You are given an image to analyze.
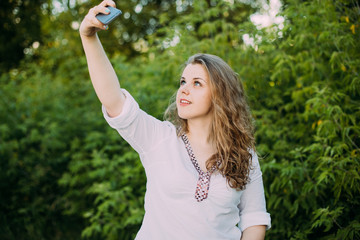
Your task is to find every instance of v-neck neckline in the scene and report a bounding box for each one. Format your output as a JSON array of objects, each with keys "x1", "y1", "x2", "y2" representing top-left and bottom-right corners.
[
  {"x1": 181, "y1": 133, "x2": 217, "y2": 175},
  {"x1": 181, "y1": 133, "x2": 219, "y2": 202}
]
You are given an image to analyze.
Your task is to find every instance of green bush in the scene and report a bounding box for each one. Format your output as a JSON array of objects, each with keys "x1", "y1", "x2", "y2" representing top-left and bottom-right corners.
[{"x1": 0, "y1": 0, "x2": 359, "y2": 239}]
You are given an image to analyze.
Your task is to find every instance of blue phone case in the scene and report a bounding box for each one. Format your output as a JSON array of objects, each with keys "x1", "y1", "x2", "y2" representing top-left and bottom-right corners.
[{"x1": 96, "y1": 6, "x2": 122, "y2": 25}]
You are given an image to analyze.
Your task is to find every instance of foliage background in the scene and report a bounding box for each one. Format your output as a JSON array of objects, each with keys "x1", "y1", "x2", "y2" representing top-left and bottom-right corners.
[{"x1": 0, "y1": 0, "x2": 359, "y2": 239}]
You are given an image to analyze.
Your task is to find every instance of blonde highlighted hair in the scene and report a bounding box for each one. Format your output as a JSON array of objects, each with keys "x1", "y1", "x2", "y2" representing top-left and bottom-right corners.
[{"x1": 165, "y1": 53, "x2": 255, "y2": 190}]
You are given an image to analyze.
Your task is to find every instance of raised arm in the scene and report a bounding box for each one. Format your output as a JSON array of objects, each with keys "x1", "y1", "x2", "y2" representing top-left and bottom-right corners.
[{"x1": 79, "y1": 0, "x2": 125, "y2": 117}]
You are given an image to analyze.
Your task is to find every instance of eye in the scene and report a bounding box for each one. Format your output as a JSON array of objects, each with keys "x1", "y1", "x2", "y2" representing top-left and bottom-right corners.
[
  {"x1": 180, "y1": 79, "x2": 186, "y2": 86},
  {"x1": 194, "y1": 81, "x2": 201, "y2": 87}
]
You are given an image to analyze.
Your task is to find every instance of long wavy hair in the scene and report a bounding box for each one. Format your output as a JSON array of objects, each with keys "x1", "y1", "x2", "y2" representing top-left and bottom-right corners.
[{"x1": 164, "y1": 53, "x2": 255, "y2": 190}]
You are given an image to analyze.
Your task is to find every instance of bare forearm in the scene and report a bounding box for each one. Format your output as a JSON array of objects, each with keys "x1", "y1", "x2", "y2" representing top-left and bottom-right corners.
[
  {"x1": 81, "y1": 34, "x2": 124, "y2": 117},
  {"x1": 241, "y1": 225, "x2": 266, "y2": 240}
]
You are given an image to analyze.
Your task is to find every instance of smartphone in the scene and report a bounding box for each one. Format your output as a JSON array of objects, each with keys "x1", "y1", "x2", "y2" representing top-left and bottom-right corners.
[{"x1": 96, "y1": 6, "x2": 122, "y2": 25}]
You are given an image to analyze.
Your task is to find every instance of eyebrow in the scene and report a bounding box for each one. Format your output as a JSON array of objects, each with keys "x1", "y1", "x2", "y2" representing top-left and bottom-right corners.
[{"x1": 180, "y1": 76, "x2": 207, "y2": 82}]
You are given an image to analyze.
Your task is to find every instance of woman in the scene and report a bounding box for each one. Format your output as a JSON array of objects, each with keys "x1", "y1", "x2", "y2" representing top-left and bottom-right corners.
[{"x1": 79, "y1": 1, "x2": 271, "y2": 239}]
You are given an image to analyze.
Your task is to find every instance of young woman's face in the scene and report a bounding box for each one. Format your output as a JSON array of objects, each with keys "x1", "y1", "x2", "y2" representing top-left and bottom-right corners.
[{"x1": 176, "y1": 63, "x2": 212, "y2": 121}]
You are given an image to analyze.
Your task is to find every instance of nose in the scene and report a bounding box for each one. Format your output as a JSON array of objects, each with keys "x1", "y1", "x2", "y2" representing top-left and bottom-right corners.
[{"x1": 181, "y1": 84, "x2": 190, "y2": 95}]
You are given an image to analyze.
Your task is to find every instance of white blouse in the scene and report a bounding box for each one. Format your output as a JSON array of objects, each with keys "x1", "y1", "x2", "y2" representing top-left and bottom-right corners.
[{"x1": 102, "y1": 89, "x2": 271, "y2": 240}]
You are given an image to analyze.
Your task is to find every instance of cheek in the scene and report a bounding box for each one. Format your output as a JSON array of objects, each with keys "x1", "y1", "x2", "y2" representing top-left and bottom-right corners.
[
  {"x1": 203, "y1": 92, "x2": 212, "y2": 108},
  {"x1": 175, "y1": 90, "x2": 182, "y2": 108},
  {"x1": 175, "y1": 89, "x2": 180, "y2": 102}
]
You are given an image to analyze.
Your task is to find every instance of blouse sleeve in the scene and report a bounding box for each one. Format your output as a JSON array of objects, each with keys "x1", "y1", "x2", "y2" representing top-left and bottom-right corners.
[
  {"x1": 102, "y1": 89, "x2": 175, "y2": 162},
  {"x1": 237, "y1": 151, "x2": 271, "y2": 232}
]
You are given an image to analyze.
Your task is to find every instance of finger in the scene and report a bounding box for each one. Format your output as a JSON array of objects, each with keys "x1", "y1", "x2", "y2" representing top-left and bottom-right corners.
[
  {"x1": 89, "y1": 5, "x2": 110, "y2": 17},
  {"x1": 89, "y1": 16, "x2": 109, "y2": 30},
  {"x1": 84, "y1": 9, "x2": 106, "y2": 30},
  {"x1": 100, "y1": 0, "x2": 116, "y2": 8},
  {"x1": 88, "y1": 5, "x2": 111, "y2": 29}
]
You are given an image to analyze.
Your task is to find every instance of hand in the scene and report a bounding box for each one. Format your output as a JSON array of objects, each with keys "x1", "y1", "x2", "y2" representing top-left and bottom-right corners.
[{"x1": 79, "y1": 0, "x2": 116, "y2": 37}]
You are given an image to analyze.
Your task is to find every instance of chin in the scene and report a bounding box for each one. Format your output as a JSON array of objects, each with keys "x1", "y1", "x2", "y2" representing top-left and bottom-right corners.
[{"x1": 177, "y1": 112, "x2": 189, "y2": 120}]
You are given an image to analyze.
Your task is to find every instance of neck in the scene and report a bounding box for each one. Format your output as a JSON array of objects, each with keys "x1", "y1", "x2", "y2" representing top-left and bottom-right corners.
[{"x1": 186, "y1": 118, "x2": 212, "y2": 146}]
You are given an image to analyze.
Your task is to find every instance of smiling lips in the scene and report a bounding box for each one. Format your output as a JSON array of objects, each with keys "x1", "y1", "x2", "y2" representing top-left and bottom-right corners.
[{"x1": 180, "y1": 99, "x2": 191, "y2": 106}]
